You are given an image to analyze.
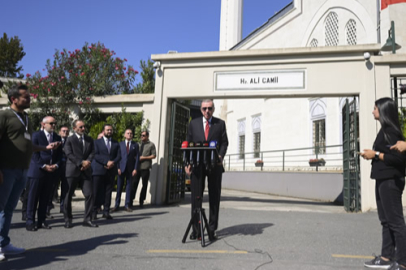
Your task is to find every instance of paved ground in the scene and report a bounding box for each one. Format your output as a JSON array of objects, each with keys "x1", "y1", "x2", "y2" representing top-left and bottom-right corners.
[{"x1": 2, "y1": 189, "x2": 385, "y2": 270}]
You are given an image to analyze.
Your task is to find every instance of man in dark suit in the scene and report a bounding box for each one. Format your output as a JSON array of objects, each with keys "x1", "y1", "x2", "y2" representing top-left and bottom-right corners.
[
  {"x1": 26, "y1": 116, "x2": 62, "y2": 231},
  {"x1": 185, "y1": 99, "x2": 228, "y2": 241},
  {"x1": 91, "y1": 124, "x2": 121, "y2": 220},
  {"x1": 64, "y1": 120, "x2": 96, "y2": 228},
  {"x1": 56, "y1": 126, "x2": 70, "y2": 214},
  {"x1": 111, "y1": 129, "x2": 139, "y2": 212}
]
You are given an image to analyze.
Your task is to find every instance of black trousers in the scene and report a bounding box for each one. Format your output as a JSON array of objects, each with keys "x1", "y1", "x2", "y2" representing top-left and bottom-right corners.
[
  {"x1": 190, "y1": 164, "x2": 222, "y2": 232},
  {"x1": 64, "y1": 173, "x2": 93, "y2": 222},
  {"x1": 376, "y1": 178, "x2": 406, "y2": 265},
  {"x1": 26, "y1": 173, "x2": 54, "y2": 225},
  {"x1": 21, "y1": 180, "x2": 31, "y2": 215},
  {"x1": 131, "y1": 169, "x2": 150, "y2": 205},
  {"x1": 93, "y1": 172, "x2": 115, "y2": 214}
]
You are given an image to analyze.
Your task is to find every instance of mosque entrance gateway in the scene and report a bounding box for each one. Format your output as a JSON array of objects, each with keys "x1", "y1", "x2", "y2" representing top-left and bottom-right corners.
[{"x1": 149, "y1": 45, "x2": 406, "y2": 212}]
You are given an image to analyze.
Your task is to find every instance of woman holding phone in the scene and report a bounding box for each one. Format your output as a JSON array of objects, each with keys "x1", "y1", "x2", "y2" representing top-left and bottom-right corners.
[{"x1": 361, "y1": 97, "x2": 406, "y2": 270}]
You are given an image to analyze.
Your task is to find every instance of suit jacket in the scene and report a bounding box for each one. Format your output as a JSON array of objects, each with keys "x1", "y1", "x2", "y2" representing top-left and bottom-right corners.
[
  {"x1": 92, "y1": 137, "x2": 121, "y2": 176},
  {"x1": 27, "y1": 130, "x2": 62, "y2": 178},
  {"x1": 187, "y1": 116, "x2": 228, "y2": 159},
  {"x1": 119, "y1": 140, "x2": 140, "y2": 173},
  {"x1": 64, "y1": 133, "x2": 95, "y2": 178},
  {"x1": 370, "y1": 127, "x2": 406, "y2": 180}
]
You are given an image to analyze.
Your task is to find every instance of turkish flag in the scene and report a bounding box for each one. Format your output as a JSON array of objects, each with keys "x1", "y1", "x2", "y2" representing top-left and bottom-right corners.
[{"x1": 381, "y1": 0, "x2": 406, "y2": 10}]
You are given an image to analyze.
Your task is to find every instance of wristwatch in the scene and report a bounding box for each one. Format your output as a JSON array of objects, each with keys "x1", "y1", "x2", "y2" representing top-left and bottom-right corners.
[{"x1": 375, "y1": 151, "x2": 380, "y2": 160}]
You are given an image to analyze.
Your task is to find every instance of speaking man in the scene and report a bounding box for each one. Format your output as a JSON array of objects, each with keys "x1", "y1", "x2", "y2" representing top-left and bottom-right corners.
[{"x1": 185, "y1": 99, "x2": 228, "y2": 241}]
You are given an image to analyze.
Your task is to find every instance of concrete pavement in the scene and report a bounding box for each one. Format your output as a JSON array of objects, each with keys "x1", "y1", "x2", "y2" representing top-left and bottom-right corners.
[{"x1": 2, "y1": 189, "x2": 384, "y2": 270}]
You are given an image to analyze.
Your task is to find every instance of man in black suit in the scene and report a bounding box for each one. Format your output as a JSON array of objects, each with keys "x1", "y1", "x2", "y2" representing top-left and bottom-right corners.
[
  {"x1": 185, "y1": 99, "x2": 228, "y2": 241},
  {"x1": 63, "y1": 120, "x2": 96, "y2": 228},
  {"x1": 56, "y1": 126, "x2": 70, "y2": 213},
  {"x1": 111, "y1": 129, "x2": 139, "y2": 212},
  {"x1": 26, "y1": 116, "x2": 62, "y2": 231},
  {"x1": 91, "y1": 124, "x2": 121, "y2": 220}
]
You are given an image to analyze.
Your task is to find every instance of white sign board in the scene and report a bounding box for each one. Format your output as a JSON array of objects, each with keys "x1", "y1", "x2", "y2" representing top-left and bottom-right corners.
[{"x1": 215, "y1": 70, "x2": 306, "y2": 91}]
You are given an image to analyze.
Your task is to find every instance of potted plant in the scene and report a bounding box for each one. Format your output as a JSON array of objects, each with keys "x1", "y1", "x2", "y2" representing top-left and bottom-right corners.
[
  {"x1": 309, "y1": 158, "x2": 326, "y2": 166},
  {"x1": 255, "y1": 159, "x2": 264, "y2": 167}
]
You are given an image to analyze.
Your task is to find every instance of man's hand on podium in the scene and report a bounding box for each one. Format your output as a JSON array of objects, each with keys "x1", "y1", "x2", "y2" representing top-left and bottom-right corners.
[{"x1": 185, "y1": 165, "x2": 191, "y2": 176}]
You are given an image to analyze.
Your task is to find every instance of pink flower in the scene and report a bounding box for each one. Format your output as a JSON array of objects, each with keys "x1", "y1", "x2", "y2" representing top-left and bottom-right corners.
[
  {"x1": 123, "y1": 67, "x2": 126, "y2": 70},
  {"x1": 75, "y1": 49, "x2": 80, "y2": 52},
  {"x1": 88, "y1": 46, "x2": 92, "y2": 49},
  {"x1": 61, "y1": 76, "x2": 65, "y2": 79},
  {"x1": 79, "y1": 101, "x2": 83, "y2": 105},
  {"x1": 124, "y1": 58, "x2": 127, "y2": 62},
  {"x1": 81, "y1": 72, "x2": 85, "y2": 76},
  {"x1": 115, "y1": 67, "x2": 119, "y2": 70},
  {"x1": 26, "y1": 73, "x2": 31, "y2": 78},
  {"x1": 86, "y1": 97, "x2": 90, "y2": 101},
  {"x1": 61, "y1": 52, "x2": 64, "y2": 55},
  {"x1": 48, "y1": 89, "x2": 50, "y2": 92}
]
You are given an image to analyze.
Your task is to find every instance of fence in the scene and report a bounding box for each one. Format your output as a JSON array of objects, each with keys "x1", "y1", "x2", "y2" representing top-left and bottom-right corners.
[{"x1": 224, "y1": 144, "x2": 343, "y2": 172}]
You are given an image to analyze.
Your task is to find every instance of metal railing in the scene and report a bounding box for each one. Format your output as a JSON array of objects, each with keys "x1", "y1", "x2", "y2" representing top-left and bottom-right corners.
[{"x1": 224, "y1": 144, "x2": 343, "y2": 172}]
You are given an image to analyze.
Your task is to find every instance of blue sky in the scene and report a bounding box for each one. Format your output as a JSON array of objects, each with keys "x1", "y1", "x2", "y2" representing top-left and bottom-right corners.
[{"x1": 1, "y1": 0, "x2": 291, "y2": 83}]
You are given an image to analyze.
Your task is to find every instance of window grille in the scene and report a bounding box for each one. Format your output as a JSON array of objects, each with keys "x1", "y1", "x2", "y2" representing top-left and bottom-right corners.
[
  {"x1": 313, "y1": 119, "x2": 326, "y2": 154},
  {"x1": 239, "y1": 135, "x2": 245, "y2": 159},
  {"x1": 310, "y1": 39, "x2": 318, "y2": 47},
  {"x1": 253, "y1": 132, "x2": 261, "y2": 158},
  {"x1": 346, "y1": 19, "x2": 357, "y2": 45},
  {"x1": 325, "y1": 12, "x2": 339, "y2": 46}
]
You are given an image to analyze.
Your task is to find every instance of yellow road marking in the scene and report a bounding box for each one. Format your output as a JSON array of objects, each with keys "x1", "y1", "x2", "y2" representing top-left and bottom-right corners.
[
  {"x1": 147, "y1": 250, "x2": 247, "y2": 254},
  {"x1": 332, "y1": 254, "x2": 374, "y2": 259}
]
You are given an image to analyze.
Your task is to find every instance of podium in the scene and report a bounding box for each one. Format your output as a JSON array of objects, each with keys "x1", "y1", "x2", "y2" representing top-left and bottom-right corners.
[{"x1": 180, "y1": 146, "x2": 220, "y2": 247}]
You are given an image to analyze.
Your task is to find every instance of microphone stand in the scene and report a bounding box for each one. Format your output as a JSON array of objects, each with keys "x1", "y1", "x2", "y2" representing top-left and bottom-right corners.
[{"x1": 181, "y1": 146, "x2": 218, "y2": 247}]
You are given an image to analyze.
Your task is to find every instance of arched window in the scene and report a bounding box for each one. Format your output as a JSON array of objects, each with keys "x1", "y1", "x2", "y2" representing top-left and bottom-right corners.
[
  {"x1": 325, "y1": 12, "x2": 339, "y2": 46},
  {"x1": 310, "y1": 39, "x2": 318, "y2": 47},
  {"x1": 346, "y1": 19, "x2": 357, "y2": 45}
]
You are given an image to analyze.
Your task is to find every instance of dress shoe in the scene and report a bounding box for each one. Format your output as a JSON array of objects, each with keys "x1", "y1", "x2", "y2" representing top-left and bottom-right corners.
[
  {"x1": 110, "y1": 207, "x2": 118, "y2": 213},
  {"x1": 37, "y1": 222, "x2": 52, "y2": 229},
  {"x1": 26, "y1": 224, "x2": 37, "y2": 231},
  {"x1": 208, "y1": 230, "x2": 218, "y2": 241},
  {"x1": 64, "y1": 220, "x2": 73, "y2": 229},
  {"x1": 21, "y1": 212, "x2": 27, "y2": 221},
  {"x1": 83, "y1": 221, "x2": 98, "y2": 228},
  {"x1": 189, "y1": 232, "x2": 201, "y2": 240},
  {"x1": 102, "y1": 214, "x2": 113, "y2": 220},
  {"x1": 125, "y1": 207, "x2": 133, "y2": 212}
]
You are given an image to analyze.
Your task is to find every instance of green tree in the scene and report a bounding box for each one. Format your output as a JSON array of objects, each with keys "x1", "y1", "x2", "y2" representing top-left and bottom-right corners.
[
  {"x1": 26, "y1": 42, "x2": 138, "y2": 129},
  {"x1": 88, "y1": 106, "x2": 148, "y2": 142},
  {"x1": 133, "y1": 59, "x2": 155, "y2": 93},
  {"x1": 0, "y1": 33, "x2": 26, "y2": 78}
]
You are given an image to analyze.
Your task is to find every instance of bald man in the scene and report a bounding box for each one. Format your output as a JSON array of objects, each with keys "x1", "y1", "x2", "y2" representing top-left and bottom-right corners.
[{"x1": 25, "y1": 116, "x2": 62, "y2": 231}]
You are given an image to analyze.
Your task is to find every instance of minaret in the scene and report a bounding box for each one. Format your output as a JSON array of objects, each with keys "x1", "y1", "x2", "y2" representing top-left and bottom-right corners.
[{"x1": 219, "y1": 0, "x2": 243, "y2": 51}]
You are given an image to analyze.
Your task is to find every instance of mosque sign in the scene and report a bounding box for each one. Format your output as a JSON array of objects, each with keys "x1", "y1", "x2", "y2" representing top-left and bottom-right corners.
[{"x1": 215, "y1": 69, "x2": 306, "y2": 91}]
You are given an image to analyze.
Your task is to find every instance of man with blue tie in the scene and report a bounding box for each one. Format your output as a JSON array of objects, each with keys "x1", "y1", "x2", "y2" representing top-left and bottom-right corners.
[
  {"x1": 26, "y1": 116, "x2": 62, "y2": 231},
  {"x1": 111, "y1": 129, "x2": 139, "y2": 212},
  {"x1": 91, "y1": 124, "x2": 121, "y2": 220}
]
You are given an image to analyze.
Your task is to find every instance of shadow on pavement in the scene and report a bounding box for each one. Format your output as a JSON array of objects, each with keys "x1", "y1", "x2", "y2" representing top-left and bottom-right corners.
[
  {"x1": 2, "y1": 233, "x2": 137, "y2": 270},
  {"x1": 220, "y1": 196, "x2": 341, "y2": 206},
  {"x1": 217, "y1": 223, "x2": 274, "y2": 238}
]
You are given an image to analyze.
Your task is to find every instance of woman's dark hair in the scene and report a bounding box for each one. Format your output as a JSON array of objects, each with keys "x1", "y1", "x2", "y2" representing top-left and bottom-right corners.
[{"x1": 375, "y1": 97, "x2": 404, "y2": 143}]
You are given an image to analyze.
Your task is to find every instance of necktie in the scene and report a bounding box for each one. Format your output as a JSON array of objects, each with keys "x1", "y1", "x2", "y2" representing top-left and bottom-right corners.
[
  {"x1": 78, "y1": 136, "x2": 84, "y2": 153},
  {"x1": 205, "y1": 121, "x2": 210, "y2": 140},
  {"x1": 47, "y1": 133, "x2": 53, "y2": 143},
  {"x1": 126, "y1": 141, "x2": 130, "y2": 154},
  {"x1": 106, "y1": 139, "x2": 111, "y2": 153}
]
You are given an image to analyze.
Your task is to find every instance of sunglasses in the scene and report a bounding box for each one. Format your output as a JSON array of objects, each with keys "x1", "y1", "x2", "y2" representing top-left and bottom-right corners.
[
  {"x1": 141, "y1": 134, "x2": 147, "y2": 137},
  {"x1": 78, "y1": 126, "x2": 85, "y2": 129},
  {"x1": 48, "y1": 122, "x2": 57, "y2": 125},
  {"x1": 202, "y1": 107, "x2": 213, "y2": 111}
]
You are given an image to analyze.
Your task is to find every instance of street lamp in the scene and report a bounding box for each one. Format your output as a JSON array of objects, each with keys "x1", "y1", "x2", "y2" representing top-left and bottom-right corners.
[{"x1": 381, "y1": 21, "x2": 402, "y2": 54}]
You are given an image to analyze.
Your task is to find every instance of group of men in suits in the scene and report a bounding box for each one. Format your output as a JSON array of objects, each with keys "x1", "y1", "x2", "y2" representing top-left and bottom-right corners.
[{"x1": 23, "y1": 119, "x2": 156, "y2": 230}]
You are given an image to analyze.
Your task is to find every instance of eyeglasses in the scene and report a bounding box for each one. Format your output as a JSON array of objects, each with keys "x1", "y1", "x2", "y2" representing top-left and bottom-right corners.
[
  {"x1": 48, "y1": 122, "x2": 57, "y2": 125},
  {"x1": 78, "y1": 126, "x2": 85, "y2": 129},
  {"x1": 202, "y1": 107, "x2": 213, "y2": 111},
  {"x1": 61, "y1": 130, "x2": 69, "y2": 132},
  {"x1": 141, "y1": 134, "x2": 147, "y2": 137}
]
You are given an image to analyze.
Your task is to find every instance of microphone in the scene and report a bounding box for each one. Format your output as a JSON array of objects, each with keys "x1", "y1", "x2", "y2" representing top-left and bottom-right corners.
[
  {"x1": 202, "y1": 141, "x2": 209, "y2": 168},
  {"x1": 181, "y1": 141, "x2": 189, "y2": 165},
  {"x1": 209, "y1": 141, "x2": 218, "y2": 168},
  {"x1": 195, "y1": 142, "x2": 202, "y2": 167},
  {"x1": 189, "y1": 142, "x2": 195, "y2": 167}
]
